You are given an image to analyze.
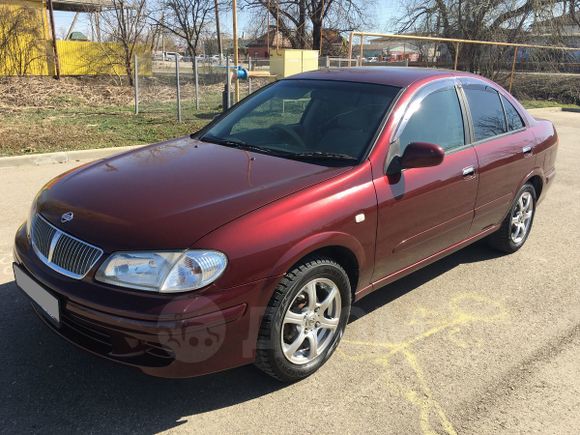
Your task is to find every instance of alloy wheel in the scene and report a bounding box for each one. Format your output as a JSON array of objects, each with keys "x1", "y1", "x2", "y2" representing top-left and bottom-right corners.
[
  {"x1": 281, "y1": 278, "x2": 342, "y2": 365},
  {"x1": 510, "y1": 191, "x2": 534, "y2": 244}
]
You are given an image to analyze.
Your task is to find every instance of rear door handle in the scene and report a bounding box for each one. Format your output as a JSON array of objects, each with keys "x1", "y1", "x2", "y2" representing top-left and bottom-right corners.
[
  {"x1": 462, "y1": 166, "x2": 475, "y2": 177},
  {"x1": 522, "y1": 145, "x2": 533, "y2": 155}
]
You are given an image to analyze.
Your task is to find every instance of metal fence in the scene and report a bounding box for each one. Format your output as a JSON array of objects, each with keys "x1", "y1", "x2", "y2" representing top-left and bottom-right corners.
[
  {"x1": 133, "y1": 55, "x2": 277, "y2": 122},
  {"x1": 347, "y1": 32, "x2": 580, "y2": 93},
  {"x1": 129, "y1": 36, "x2": 579, "y2": 124}
]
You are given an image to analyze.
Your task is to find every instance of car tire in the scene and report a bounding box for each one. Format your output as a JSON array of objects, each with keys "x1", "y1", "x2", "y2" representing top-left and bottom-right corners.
[
  {"x1": 487, "y1": 183, "x2": 537, "y2": 253},
  {"x1": 255, "y1": 257, "x2": 352, "y2": 382}
]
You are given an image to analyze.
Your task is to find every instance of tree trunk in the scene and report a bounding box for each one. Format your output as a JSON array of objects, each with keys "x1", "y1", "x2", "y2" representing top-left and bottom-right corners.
[
  {"x1": 312, "y1": 21, "x2": 321, "y2": 51},
  {"x1": 125, "y1": 48, "x2": 134, "y2": 86}
]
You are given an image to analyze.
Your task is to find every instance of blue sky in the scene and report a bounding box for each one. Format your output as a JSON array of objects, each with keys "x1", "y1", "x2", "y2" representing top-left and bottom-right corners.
[{"x1": 53, "y1": 1, "x2": 400, "y2": 40}]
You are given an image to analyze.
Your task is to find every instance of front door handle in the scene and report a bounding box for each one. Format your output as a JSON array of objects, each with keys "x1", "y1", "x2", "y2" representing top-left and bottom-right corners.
[
  {"x1": 462, "y1": 166, "x2": 475, "y2": 177},
  {"x1": 522, "y1": 145, "x2": 533, "y2": 155}
]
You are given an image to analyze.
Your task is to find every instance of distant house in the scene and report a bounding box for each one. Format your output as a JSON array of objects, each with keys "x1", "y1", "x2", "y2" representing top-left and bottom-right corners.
[
  {"x1": 533, "y1": 14, "x2": 580, "y2": 40},
  {"x1": 245, "y1": 26, "x2": 292, "y2": 59},
  {"x1": 366, "y1": 37, "x2": 433, "y2": 62},
  {"x1": 320, "y1": 28, "x2": 346, "y2": 55}
]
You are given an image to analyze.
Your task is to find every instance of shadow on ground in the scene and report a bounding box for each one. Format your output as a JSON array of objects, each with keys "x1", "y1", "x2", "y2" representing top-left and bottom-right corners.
[
  {"x1": 0, "y1": 240, "x2": 502, "y2": 433},
  {"x1": 350, "y1": 239, "x2": 504, "y2": 323}
]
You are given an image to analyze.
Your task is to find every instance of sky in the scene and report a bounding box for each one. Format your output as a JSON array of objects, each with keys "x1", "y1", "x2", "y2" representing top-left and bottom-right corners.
[{"x1": 53, "y1": 1, "x2": 401, "y2": 41}]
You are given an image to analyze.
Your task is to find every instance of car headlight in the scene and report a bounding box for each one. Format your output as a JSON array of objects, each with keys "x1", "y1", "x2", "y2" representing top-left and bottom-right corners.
[{"x1": 95, "y1": 250, "x2": 228, "y2": 293}]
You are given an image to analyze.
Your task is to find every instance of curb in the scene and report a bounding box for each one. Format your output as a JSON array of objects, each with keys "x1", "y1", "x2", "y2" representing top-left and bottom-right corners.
[
  {"x1": 0, "y1": 144, "x2": 144, "y2": 168},
  {"x1": 526, "y1": 107, "x2": 563, "y2": 113}
]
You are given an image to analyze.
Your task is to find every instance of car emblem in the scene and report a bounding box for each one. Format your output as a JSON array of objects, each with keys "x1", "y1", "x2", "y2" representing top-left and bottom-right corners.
[{"x1": 61, "y1": 212, "x2": 74, "y2": 223}]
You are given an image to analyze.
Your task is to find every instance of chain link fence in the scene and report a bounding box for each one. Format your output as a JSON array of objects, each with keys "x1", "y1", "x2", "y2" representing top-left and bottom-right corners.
[
  {"x1": 133, "y1": 55, "x2": 276, "y2": 123},
  {"x1": 130, "y1": 39, "x2": 579, "y2": 126},
  {"x1": 348, "y1": 32, "x2": 580, "y2": 105}
]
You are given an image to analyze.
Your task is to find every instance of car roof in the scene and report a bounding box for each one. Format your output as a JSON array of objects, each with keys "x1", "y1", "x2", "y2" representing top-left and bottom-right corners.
[{"x1": 288, "y1": 67, "x2": 481, "y2": 88}]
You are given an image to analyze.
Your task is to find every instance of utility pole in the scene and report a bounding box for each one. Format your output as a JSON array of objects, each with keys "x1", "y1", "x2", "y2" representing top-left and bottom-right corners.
[
  {"x1": 233, "y1": 0, "x2": 239, "y2": 103},
  {"x1": 46, "y1": 0, "x2": 61, "y2": 79},
  {"x1": 214, "y1": 0, "x2": 223, "y2": 61},
  {"x1": 266, "y1": 0, "x2": 270, "y2": 58},
  {"x1": 319, "y1": 0, "x2": 324, "y2": 54}
]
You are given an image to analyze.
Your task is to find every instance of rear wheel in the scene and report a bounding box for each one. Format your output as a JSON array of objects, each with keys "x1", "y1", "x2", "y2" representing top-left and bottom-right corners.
[
  {"x1": 255, "y1": 257, "x2": 351, "y2": 382},
  {"x1": 487, "y1": 183, "x2": 536, "y2": 253}
]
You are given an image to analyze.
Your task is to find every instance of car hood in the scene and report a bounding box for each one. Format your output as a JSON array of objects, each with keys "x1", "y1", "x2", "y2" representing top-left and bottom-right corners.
[{"x1": 36, "y1": 137, "x2": 348, "y2": 252}]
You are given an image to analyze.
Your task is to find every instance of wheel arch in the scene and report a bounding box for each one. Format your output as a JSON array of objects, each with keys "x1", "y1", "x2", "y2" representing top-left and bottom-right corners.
[
  {"x1": 517, "y1": 167, "x2": 545, "y2": 202},
  {"x1": 269, "y1": 232, "x2": 367, "y2": 296},
  {"x1": 527, "y1": 174, "x2": 543, "y2": 199}
]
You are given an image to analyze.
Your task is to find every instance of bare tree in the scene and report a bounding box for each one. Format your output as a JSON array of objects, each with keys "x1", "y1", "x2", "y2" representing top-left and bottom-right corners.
[
  {"x1": 395, "y1": 0, "x2": 574, "y2": 75},
  {"x1": 0, "y1": 6, "x2": 46, "y2": 76},
  {"x1": 100, "y1": 0, "x2": 151, "y2": 85},
  {"x1": 242, "y1": 0, "x2": 373, "y2": 51},
  {"x1": 152, "y1": 0, "x2": 218, "y2": 73}
]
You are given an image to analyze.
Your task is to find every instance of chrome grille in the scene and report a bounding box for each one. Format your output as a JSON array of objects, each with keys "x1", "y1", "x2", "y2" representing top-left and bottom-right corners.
[{"x1": 31, "y1": 214, "x2": 103, "y2": 279}]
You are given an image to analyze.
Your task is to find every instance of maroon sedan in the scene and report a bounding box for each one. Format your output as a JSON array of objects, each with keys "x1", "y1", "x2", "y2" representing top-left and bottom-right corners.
[{"x1": 13, "y1": 68, "x2": 557, "y2": 381}]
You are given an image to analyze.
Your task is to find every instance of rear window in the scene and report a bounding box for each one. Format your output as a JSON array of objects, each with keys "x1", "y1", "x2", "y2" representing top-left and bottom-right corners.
[
  {"x1": 501, "y1": 95, "x2": 525, "y2": 131},
  {"x1": 464, "y1": 85, "x2": 507, "y2": 141}
]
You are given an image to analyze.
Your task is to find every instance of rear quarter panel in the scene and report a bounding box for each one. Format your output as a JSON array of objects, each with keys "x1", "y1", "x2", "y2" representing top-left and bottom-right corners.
[{"x1": 530, "y1": 118, "x2": 558, "y2": 173}]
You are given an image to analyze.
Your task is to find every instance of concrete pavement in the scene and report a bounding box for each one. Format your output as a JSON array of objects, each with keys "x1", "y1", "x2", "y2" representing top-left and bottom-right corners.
[{"x1": 0, "y1": 109, "x2": 578, "y2": 434}]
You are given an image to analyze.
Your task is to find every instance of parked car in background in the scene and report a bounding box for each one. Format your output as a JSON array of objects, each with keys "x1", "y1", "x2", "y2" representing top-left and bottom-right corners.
[
  {"x1": 13, "y1": 68, "x2": 557, "y2": 382},
  {"x1": 163, "y1": 52, "x2": 183, "y2": 61}
]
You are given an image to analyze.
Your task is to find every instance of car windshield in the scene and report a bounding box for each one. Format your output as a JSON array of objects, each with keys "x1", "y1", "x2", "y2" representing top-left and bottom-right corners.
[{"x1": 200, "y1": 79, "x2": 400, "y2": 166}]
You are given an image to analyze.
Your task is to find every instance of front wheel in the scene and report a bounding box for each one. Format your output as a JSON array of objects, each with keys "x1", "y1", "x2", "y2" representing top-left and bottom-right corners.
[
  {"x1": 255, "y1": 257, "x2": 351, "y2": 382},
  {"x1": 487, "y1": 183, "x2": 537, "y2": 253}
]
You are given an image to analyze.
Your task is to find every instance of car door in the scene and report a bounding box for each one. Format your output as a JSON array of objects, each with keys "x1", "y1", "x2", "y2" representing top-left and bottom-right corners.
[
  {"x1": 458, "y1": 79, "x2": 536, "y2": 235},
  {"x1": 372, "y1": 79, "x2": 479, "y2": 282}
]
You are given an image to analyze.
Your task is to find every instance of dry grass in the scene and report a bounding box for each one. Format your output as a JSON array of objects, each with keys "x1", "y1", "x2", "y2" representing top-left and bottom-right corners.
[
  {"x1": 0, "y1": 74, "x2": 576, "y2": 157},
  {"x1": 0, "y1": 76, "x2": 252, "y2": 156}
]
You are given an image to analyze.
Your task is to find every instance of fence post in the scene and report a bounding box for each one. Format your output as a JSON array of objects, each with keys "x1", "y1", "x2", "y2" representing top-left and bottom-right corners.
[
  {"x1": 347, "y1": 32, "x2": 353, "y2": 67},
  {"x1": 175, "y1": 54, "x2": 182, "y2": 122},
  {"x1": 359, "y1": 33, "x2": 364, "y2": 66},
  {"x1": 508, "y1": 47, "x2": 518, "y2": 94},
  {"x1": 194, "y1": 56, "x2": 200, "y2": 111},
  {"x1": 248, "y1": 57, "x2": 252, "y2": 95},
  {"x1": 134, "y1": 54, "x2": 139, "y2": 115},
  {"x1": 454, "y1": 42, "x2": 460, "y2": 70},
  {"x1": 325, "y1": 56, "x2": 330, "y2": 68},
  {"x1": 226, "y1": 56, "x2": 231, "y2": 111}
]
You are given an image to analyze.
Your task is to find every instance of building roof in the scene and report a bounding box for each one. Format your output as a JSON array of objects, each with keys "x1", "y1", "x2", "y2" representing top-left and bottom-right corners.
[
  {"x1": 51, "y1": 0, "x2": 113, "y2": 12},
  {"x1": 288, "y1": 66, "x2": 479, "y2": 88}
]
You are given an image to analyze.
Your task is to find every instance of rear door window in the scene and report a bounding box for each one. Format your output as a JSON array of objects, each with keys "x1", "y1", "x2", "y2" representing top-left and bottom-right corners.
[
  {"x1": 501, "y1": 95, "x2": 525, "y2": 131},
  {"x1": 463, "y1": 85, "x2": 507, "y2": 142}
]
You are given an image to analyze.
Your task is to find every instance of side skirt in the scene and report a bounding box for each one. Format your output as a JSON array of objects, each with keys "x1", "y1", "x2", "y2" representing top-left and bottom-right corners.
[{"x1": 354, "y1": 224, "x2": 500, "y2": 302}]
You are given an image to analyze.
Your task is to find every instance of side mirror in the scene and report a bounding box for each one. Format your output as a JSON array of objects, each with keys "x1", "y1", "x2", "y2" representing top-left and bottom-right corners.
[
  {"x1": 387, "y1": 142, "x2": 444, "y2": 174},
  {"x1": 400, "y1": 142, "x2": 445, "y2": 169}
]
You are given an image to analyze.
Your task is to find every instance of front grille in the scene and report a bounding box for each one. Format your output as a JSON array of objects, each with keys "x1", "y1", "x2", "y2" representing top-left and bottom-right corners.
[{"x1": 31, "y1": 214, "x2": 103, "y2": 279}]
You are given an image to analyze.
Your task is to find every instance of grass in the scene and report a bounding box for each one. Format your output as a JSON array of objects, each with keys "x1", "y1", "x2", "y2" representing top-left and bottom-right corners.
[
  {"x1": 0, "y1": 102, "x2": 221, "y2": 157},
  {"x1": 521, "y1": 100, "x2": 580, "y2": 110},
  {"x1": 1, "y1": 92, "x2": 578, "y2": 157}
]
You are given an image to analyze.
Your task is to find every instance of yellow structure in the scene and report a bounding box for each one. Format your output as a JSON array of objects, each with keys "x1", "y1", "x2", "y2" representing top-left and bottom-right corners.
[
  {"x1": 270, "y1": 49, "x2": 319, "y2": 78},
  {"x1": 0, "y1": 0, "x2": 150, "y2": 77},
  {"x1": 0, "y1": 0, "x2": 51, "y2": 75}
]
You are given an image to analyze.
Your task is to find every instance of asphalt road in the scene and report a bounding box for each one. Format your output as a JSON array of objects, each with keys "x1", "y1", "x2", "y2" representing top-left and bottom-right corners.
[{"x1": 0, "y1": 108, "x2": 578, "y2": 435}]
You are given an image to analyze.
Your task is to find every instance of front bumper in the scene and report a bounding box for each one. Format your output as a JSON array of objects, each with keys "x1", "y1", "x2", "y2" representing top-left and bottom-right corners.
[{"x1": 14, "y1": 225, "x2": 280, "y2": 378}]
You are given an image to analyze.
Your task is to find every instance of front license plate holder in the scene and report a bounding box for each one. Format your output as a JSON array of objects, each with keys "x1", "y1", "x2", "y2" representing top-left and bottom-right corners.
[{"x1": 13, "y1": 264, "x2": 61, "y2": 326}]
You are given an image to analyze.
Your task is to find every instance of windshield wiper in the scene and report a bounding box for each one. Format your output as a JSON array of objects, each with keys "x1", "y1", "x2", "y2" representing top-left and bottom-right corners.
[
  {"x1": 201, "y1": 134, "x2": 273, "y2": 154},
  {"x1": 290, "y1": 151, "x2": 358, "y2": 162}
]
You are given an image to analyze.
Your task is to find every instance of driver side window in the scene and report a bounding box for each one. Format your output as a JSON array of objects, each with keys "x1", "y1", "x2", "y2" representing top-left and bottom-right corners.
[{"x1": 398, "y1": 88, "x2": 465, "y2": 153}]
